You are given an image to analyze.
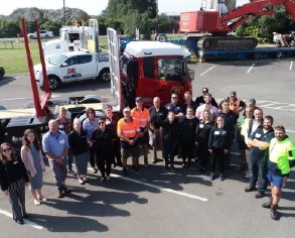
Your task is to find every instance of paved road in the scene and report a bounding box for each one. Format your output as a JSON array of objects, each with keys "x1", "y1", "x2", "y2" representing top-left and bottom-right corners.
[{"x1": 0, "y1": 59, "x2": 294, "y2": 237}]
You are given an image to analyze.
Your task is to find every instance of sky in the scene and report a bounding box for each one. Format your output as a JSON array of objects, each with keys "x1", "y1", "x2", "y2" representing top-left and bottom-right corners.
[{"x1": 0, "y1": 0, "x2": 250, "y2": 16}]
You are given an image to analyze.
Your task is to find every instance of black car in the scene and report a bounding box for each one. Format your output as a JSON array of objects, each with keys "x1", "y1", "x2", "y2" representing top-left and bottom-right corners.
[{"x1": 0, "y1": 65, "x2": 5, "y2": 80}]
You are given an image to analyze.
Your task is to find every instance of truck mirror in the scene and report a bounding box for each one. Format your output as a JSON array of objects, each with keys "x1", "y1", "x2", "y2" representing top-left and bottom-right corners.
[{"x1": 61, "y1": 62, "x2": 68, "y2": 67}]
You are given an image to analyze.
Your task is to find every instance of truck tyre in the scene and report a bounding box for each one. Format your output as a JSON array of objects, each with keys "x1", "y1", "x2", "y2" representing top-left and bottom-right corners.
[
  {"x1": 48, "y1": 76, "x2": 60, "y2": 90},
  {"x1": 99, "y1": 69, "x2": 110, "y2": 82},
  {"x1": 157, "y1": 33, "x2": 168, "y2": 42},
  {"x1": 29, "y1": 35, "x2": 34, "y2": 39},
  {"x1": 45, "y1": 34, "x2": 49, "y2": 38},
  {"x1": 0, "y1": 71, "x2": 4, "y2": 80}
]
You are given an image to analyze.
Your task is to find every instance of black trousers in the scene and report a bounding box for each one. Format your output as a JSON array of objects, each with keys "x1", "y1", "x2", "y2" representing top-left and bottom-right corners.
[
  {"x1": 181, "y1": 140, "x2": 194, "y2": 164},
  {"x1": 113, "y1": 138, "x2": 122, "y2": 164},
  {"x1": 198, "y1": 143, "x2": 210, "y2": 169},
  {"x1": 9, "y1": 179, "x2": 26, "y2": 221},
  {"x1": 211, "y1": 148, "x2": 227, "y2": 174},
  {"x1": 89, "y1": 146, "x2": 96, "y2": 169},
  {"x1": 97, "y1": 156, "x2": 113, "y2": 177}
]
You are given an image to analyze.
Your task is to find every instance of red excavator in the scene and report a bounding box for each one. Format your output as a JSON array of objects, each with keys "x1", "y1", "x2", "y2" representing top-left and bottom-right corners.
[{"x1": 179, "y1": 0, "x2": 295, "y2": 51}]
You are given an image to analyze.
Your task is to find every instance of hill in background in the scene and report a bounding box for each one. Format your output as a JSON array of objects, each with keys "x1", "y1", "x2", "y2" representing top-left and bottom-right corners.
[{"x1": 0, "y1": 7, "x2": 90, "y2": 21}]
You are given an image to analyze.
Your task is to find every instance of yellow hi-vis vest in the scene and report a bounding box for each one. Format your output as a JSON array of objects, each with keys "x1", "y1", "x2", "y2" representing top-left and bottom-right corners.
[{"x1": 269, "y1": 137, "x2": 295, "y2": 175}]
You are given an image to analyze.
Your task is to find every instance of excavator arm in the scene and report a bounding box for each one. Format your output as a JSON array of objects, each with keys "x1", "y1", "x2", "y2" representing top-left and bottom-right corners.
[{"x1": 222, "y1": 0, "x2": 295, "y2": 31}]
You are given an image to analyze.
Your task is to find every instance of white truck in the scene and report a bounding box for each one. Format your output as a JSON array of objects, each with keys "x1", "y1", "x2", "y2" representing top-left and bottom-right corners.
[
  {"x1": 34, "y1": 51, "x2": 110, "y2": 90},
  {"x1": 43, "y1": 19, "x2": 99, "y2": 56}
]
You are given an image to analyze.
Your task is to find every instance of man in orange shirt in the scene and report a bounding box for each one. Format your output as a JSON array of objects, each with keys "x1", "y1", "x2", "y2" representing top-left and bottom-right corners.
[
  {"x1": 131, "y1": 97, "x2": 150, "y2": 167},
  {"x1": 117, "y1": 107, "x2": 141, "y2": 173}
]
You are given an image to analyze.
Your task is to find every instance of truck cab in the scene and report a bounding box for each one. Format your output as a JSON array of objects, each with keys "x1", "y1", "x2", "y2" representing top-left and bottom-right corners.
[{"x1": 120, "y1": 41, "x2": 194, "y2": 107}]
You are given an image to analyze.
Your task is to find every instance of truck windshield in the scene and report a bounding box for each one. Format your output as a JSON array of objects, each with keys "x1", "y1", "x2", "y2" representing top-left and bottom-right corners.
[
  {"x1": 158, "y1": 58, "x2": 183, "y2": 81},
  {"x1": 47, "y1": 54, "x2": 68, "y2": 66}
]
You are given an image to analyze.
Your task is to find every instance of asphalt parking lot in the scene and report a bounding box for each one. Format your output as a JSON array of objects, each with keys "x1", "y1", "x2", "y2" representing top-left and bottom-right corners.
[{"x1": 0, "y1": 59, "x2": 294, "y2": 237}]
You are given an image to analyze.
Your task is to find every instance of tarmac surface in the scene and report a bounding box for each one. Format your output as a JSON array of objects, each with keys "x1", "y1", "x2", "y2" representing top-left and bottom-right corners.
[{"x1": 0, "y1": 59, "x2": 294, "y2": 237}]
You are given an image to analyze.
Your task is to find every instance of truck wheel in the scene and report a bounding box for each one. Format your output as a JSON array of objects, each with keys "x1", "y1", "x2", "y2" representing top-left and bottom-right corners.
[
  {"x1": 157, "y1": 33, "x2": 168, "y2": 42},
  {"x1": 48, "y1": 76, "x2": 60, "y2": 90},
  {"x1": 45, "y1": 35, "x2": 49, "y2": 38},
  {"x1": 29, "y1": 35, "x2": 34, "y2": 39},
  {"x1": 99, "y1": 69, "x2": 110, "y2": 82}
]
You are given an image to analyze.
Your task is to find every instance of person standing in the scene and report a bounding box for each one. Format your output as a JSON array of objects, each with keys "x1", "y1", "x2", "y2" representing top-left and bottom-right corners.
[
  {"x1": 56, "y1": 107, "x2": 75, "y2": 175},
  {"x1": 92, "y1": 117, "x2": 116, "y2": 181},
  {"x1": 68, "y1": 118, "x2": 89, "y2": 185},
  {"x1": 245, "y1": 115, "x2": 275, "y2": 198},
  {"x1": 196, "y1": 93, "x2": 218, "y2": 121},
  {"x1": 83, "y1": 107, "x2": 99, "y2": 173},
  {"x1": 228, "y1": 91, "x2": 246, "y2": 120},
  {"x1": 117, "y1": 107, "x2": 141, "y2": 174},
  {"x1": 105, "y1": 104, "x2": 123, "y2": 167},
  {"x1": 131, "y1": 97, "x2": 150, "y2": 166},
  {"x1": 195, "y1": 87, "x2": 218, "y2": 108},
  {"x1": 195, "y1": 110, "x2": 214, "y2": 173},
  {"x1": 180, "y1": 91, "x2": 197, "y2": 114},
  {"x1": 262, "y1": 125, "x2": 295, "y2": 220},
  {"x1": 165, "y1": 93, "x2": 184, "y2": 119},
  {"x1": 179, "y1": 106, "x2": 199, "y2": 168},
  {"x1": 149, "y1": 97, "x2": 168, "y2": 163},
  {"x1": 21, "y1": 129, "x2": 46, "y2": 206},
  {"x1": 161, "y1": 111, "x2": 180, "y2": 172},
  {"x1": 208, "y1": 115, "x2": 231, "y2": 181},
  {"x1": 42, "y1": 119, "x2": 70, "y2": 198},
  {"x1": 0, "y1": 143, "x2": 29, "y2": 225}
]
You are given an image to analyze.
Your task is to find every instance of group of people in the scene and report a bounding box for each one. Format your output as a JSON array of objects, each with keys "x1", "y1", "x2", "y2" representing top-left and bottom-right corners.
[{"x1": 0, "y1": 87, "x2": 294, "y2": 224}]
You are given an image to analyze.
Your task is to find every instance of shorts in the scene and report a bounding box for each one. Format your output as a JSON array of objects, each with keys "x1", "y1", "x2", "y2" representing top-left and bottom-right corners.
[
  {"x1": 149, "y1": 129, "x2": 162, "y2": 148},
  {"x1": 122, "y1": 144, "x2": 140, "y2": 159},
  {"x1": 267, "y1": 171, "x2": 284, "y2": 189}
]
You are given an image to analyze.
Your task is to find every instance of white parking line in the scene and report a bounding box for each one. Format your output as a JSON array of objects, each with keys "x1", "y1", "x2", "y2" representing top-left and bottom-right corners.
[
  {"x1": 247, "y1": 63, "x2": 255, "y2": 74},
  {"x1": 290, "y1": 61, "x2": 293, "y2": 71},
  {"x1": 200, "y1": 65, "x2": 216, "y2": 77},
  {"x1": 111, "y1": 174, "x2": 208, "y2": 202},
  {"x1": 0, "y1": 208, "x2": 44, "y2": 230}
]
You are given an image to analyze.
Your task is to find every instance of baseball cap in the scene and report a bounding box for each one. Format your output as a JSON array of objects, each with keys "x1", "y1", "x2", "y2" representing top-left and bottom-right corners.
[
  {"x1": 135, "y1": 97, "x2": 143, "y2": 102},
  {"x1": 202, "y1": 87, "x2": 209, "y2": 93},
  {"x1": 229, "y1": 91, "x2": 236, "y2": 97},
  {"x1": 123, "y1": 107, "x2": 131, "y2": 113},
  {"x1": 249, "y1": 98, "x2": 256, "y2": 104}
]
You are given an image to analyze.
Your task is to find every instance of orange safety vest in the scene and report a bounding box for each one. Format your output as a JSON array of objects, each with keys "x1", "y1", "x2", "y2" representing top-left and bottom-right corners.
[
  {"x1": 229, "y1": 98, "x2": 241, "y2": 113},
  {"x1": 131, "y1": 107, "x2": 150, "y2": 128},
  {"x1": 117, "y1": 118, "x2": 140, "y2": 139}
]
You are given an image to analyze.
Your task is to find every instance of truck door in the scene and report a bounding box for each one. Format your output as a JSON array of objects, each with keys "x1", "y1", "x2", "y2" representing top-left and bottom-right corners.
[
  {"x1": 77, "y1": 55, "x2": 93, "y2": 79},
  {"x1": 61, "y1": 56, "x2": 82, "y2": 82}
]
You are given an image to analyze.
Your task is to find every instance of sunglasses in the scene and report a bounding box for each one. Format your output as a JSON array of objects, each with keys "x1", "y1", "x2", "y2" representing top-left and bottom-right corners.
[{"x1": 3, "y1": 148, "x2": 11, "y2": 153}]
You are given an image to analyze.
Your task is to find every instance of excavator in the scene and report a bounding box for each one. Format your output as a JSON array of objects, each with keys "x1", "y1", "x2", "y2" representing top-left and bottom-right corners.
[{"x1": 179, "y1": 0, "x2": 295, "y2": 51}]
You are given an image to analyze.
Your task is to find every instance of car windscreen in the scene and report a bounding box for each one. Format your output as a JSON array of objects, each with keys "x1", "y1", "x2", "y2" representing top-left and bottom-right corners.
[{"x1": 47, "y1": 54, "x2": 68, "y2": 66}]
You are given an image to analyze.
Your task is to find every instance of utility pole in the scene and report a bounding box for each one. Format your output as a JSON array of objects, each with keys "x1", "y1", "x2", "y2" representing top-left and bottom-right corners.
[{"x1": 63, "y1": 0, "x2": 66, "y2": 25}]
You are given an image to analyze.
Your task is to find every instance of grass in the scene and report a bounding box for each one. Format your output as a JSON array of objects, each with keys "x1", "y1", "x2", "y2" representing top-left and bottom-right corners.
[
  {"x1": 0, "y1": 35, "x2": 197, "y2": 75},
  {"x1": 0, "y1": 40, "x2": 41, "y2": 75}
]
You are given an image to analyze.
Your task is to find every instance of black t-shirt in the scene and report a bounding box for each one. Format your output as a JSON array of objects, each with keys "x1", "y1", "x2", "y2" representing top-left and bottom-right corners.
[
  {"x1": 149, "y1": 106, "x2": 168, "y2": 129},
  {"x1": 195, "y1": 120, "x2": 214, "y2": 145},
  {"x1": 91, "y1": 127, "x2": 115, "y2": 158},
  {"x1": 68, "y1": 130, "x2": 89, "y2": 155},
  {"x1": 179, "y1": 117, "x2": 199, "y2": 141}
]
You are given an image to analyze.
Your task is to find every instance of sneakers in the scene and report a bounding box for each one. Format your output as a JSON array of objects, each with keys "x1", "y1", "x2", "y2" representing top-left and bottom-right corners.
[
  {"x1": 15, "y1": 219, "x2": 24, "y2": 225},
  {"x1": 34, "y1": 199, "x2": 41, "y2": 206},
  {"x1": 93, "y1": 168, "x2": 98, "y2": 174},
  {"x1": 39, "y1": 196, "x2": 47, "y2": 202},
  {"x1": 255, "y1": 192, "x2": 264, "y2": 199},
  {"x1": 244, "y1": 186, "x2": 256, "y2": 192},
  {"x1": 219, "y1": 173, "x2": 225, "y2": 181},
  {"x1": 271, "y1": 205, "x2": 279, "y2": 220}
]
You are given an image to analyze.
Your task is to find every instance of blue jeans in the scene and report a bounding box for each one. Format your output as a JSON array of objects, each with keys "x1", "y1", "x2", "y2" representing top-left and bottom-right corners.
[{"x1": 249, "y1": 156, "x2": 268, "y2": 193}]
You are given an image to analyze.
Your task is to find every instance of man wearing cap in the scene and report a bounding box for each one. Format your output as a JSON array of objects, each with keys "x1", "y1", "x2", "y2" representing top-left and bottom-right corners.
[
  {"x1": 131, "y1": 97, "x2": 150, "y2": 167},
  {"x1": 228, "y1": 91, "x2": 246, "y2": 118},
  {"x1": 195, "y1": 87, "x2": 218, "y2": 108},
  {"x1": 195, "y1": 93, "x2": 218, "y2": 121},
  {"x1": 117, "y1": 107, "x2": 141, "y2": 173}
]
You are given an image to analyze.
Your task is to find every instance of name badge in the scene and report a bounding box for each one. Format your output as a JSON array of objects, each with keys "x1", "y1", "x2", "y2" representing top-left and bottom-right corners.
[
  {"x1": 255, "y1": 133, "x2": 261, "y2": 138},
  {"x1": 59, "y1": 125, "x2": 64, "y2": 129},
  {"x1": 199, "y1": 124, "x2": 204, "y2": 128},
  {"x1": 13, "y1": 161, "x2": 18, "y2": 165},
  {"x1": 59, "y1": 139, "x2": 65, "y2": 144},
  {"x1": 214, "y1": 131, "x2": 220, "y2": 135}
]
